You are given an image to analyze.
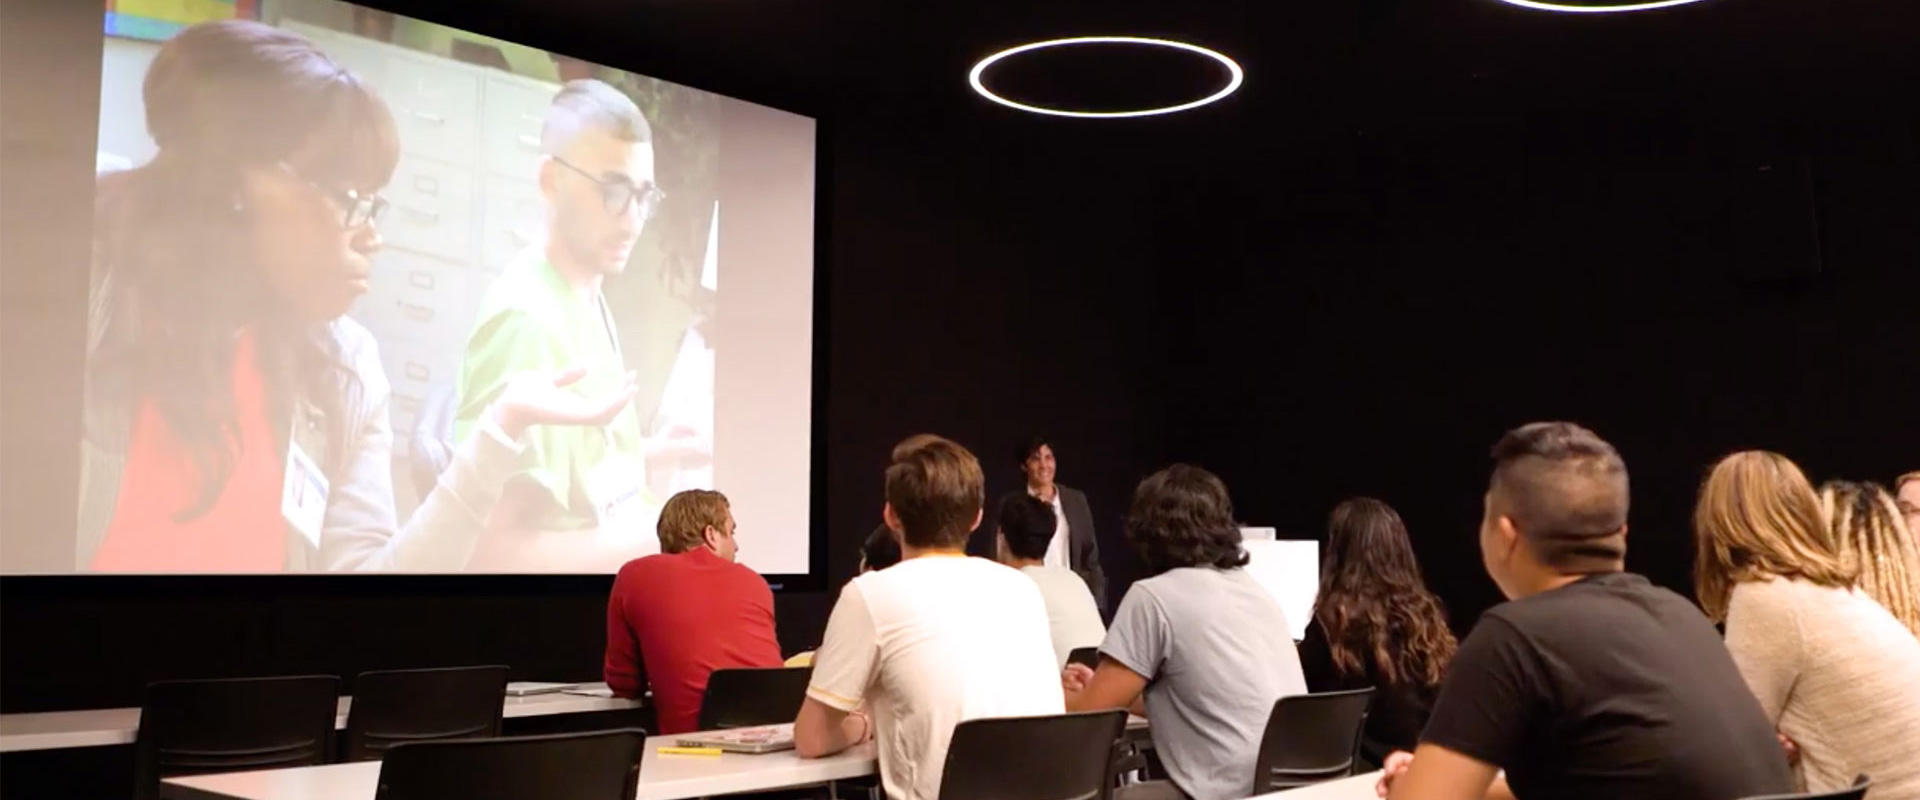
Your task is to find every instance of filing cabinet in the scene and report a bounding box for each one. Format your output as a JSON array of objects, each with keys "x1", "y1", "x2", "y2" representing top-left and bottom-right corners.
[{"x1": 283, "y1": 20, "x2": 560, "y2": 461}]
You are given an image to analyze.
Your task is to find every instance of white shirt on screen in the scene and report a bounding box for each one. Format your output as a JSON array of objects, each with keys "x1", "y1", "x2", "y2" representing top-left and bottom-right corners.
[
  {"x1": 806, "y1": 555, "x2": 1063, "y2": 800},
  {"x1": 1031, "y1": 487, "x2": 1071, "y2": 569}
]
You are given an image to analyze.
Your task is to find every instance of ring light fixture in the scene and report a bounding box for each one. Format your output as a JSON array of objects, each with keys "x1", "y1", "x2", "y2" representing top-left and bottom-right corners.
[
  {"x1": 967, "y1": 36, "x2": 1244, "y2": 119},
  {"x1": 1488, "y1": 0, "x2": 1714, "y2": 13}
]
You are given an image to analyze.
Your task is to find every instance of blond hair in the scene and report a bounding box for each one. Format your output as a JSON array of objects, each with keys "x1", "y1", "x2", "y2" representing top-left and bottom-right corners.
[
  {"x1": 1693, "y1": 451, "x2": 1856, "y2": 621},
  {"x1": 656, "y1": 490, "x2": 729, "y2": 554},
  {"x1": 1820, "y1": 480, "x2": 1920, "y2": 636}
]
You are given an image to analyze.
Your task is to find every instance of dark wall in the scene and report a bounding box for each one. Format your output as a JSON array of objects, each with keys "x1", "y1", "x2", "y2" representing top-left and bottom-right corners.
[{"x1": 1158, "y1": 107, "x2": 1920, "y2": 628}]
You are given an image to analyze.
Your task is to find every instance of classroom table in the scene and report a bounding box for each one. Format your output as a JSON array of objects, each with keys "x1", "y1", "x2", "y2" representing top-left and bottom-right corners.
[
  {"x1": 160, "y1": 749, "x2": 1374, "y2": 800},
  {"x1": 1249, "y1": 772, "x2": 1383, "y2": 800},
  {"x1": 0, "y1": 684, "x2": 641, "y2": 753},
  {"x1": 160, "y1": 740, "x2": 881, "y2": 800}
]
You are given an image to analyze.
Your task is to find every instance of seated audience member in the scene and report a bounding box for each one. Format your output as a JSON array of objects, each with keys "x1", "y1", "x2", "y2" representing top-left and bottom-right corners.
[
  {"x1": 788, "y1": 526, "x2": 907, "y2": 669},
  {"x1": 1898, "y1": 471, "x2": 1920, "y2": 533},
  {"x1": 859, "y1": 523, "x2": 903, "y2": 573},
  {"x1": 604, "y1": 489, "x2": 781, "y2": 734},
  {"x1": 1065, "y1": 464, "x2": 1306, "y2": 800},
  {"x1": 1298, "y1": 497, "x2": 1455, "y2": 766},
  {"x1": 1821, "y1": 479, "x2": 1920, "y2": 636},
  {"x1": 985, "y1": 437, "x2": 1108, "y2": 611},
  {"x1": 998, "y1": 494, "x2": 1106, "y2": 668},
  {"x1": 795, "y1": 436, "x2": 1060, "y2": 800},
  {"x1": 1696, "y1": 455, "x2": 1920, "y2": 800},
  {"x1": 1379, "y1": 423, "x2": 1792, "y2": 800}
]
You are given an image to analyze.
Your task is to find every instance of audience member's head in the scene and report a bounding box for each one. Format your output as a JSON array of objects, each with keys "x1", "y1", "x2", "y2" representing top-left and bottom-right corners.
[
  {"x1": 1898, "y1": 471, "x2": 1920, "y2": 533},
  {"x1": 1819, "y1": 480, "x2": 1920, "y2": 636},
  {"x1": 1125, "y1": 464, "x2": 1247, "y2": 576},
  {"x1": 1317, "y1": 497, "x2": 1457, "y2": 688},
  {"x1": 996, "y1": 494, "x2": 1058, "y2": 565},
  {"x1": 1692, "y1": 451, "x2": 1853, "y2": 622},
  {"x1": 890, "y1": 433, "x2": 946, "y2": 463},
  {"x1": 883, "y1": 435, "x2": 985, "y2": 552},
  {"x1": 858, "y1": 524, "x2": 902, "y2": 573},
  {"x1": 1015, "y1": 436, "x2": 1057, "y2": 489},
  {"x1": 1481, "y1": 422, "x2": 1630, "y2": 598},
  {"x1": 656, "y1": 489, "x2": 736, "y2": 559}
]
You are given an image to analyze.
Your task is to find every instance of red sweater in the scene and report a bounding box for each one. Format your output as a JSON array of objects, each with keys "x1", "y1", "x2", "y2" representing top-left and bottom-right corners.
[{"x1": 604, "y1": 548, "x2": 782, "y2": 734}]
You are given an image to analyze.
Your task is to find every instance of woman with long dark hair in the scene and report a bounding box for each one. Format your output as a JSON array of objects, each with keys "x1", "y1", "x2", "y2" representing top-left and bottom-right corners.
[
  {"x1": 1299, "y1": 497, "x2": 1457, "y2": 765},
  {"x1": 82, "y1": 20, "x2": 633, "y2": 572}
]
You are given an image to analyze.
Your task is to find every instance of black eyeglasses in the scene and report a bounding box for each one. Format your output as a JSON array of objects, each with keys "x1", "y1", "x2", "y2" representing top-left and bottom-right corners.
[
  {"x1": 279, "y1": 162, "x2": 389, "y2": 229},
  {"x1": 553, "y1": 156, "x2": 665, "y2": 219}
]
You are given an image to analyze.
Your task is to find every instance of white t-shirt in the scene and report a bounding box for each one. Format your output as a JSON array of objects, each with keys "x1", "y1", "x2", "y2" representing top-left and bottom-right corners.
[
  {"x1": 807, "y1": 555, "x2": 1063, "y2": 800},
  {"x1": 1020, "y1": 565, "x2": 1107, "y2": 668}
]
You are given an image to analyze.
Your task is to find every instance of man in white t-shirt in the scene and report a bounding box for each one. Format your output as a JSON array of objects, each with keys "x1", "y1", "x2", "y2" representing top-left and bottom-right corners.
[
  {"x1": 998, "y1": 493, "x2": 1106, "y2": 668},
  {"x1": 795, "y1": 436, "x2": 1062, "y2": 800}
]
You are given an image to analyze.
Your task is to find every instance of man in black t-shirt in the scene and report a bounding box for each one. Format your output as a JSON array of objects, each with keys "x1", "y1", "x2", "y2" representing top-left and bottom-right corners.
[{"x1": 1378, "y1": 422, "x2": 1792, "y2": 800}]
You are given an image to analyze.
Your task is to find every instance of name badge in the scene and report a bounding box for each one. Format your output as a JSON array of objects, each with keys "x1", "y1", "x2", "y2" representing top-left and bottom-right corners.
[
  {"x1": 584, "y1": 454, "x2": 648, "y2": 528},
  {"x1": 282, "y1": 440, "x2": 330, "y2": 547}
]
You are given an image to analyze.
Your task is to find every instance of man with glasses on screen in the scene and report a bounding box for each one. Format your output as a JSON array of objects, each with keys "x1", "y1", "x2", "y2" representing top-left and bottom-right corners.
[{"x1": 457, "y1": 78, "x2": 667, "y2": 571}]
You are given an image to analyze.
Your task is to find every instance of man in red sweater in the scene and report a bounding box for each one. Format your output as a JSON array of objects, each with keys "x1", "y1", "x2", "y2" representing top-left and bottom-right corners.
[{"x1": 604, "y1": 489, "x2": 783, "y2": 734}]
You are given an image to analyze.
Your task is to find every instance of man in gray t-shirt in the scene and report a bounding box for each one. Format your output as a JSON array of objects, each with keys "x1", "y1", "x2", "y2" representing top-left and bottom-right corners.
[{"x1": 1064, "y1": 465, "x2": 1307, "y2": 800}]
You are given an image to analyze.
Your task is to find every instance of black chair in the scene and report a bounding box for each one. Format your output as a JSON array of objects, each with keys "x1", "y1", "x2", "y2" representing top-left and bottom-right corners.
[
  {"x1": 343, "y1": 666, "x2": 511, "y2": 761},
  {"x1": 373, "y1": 729, "x2": 647, "y2": 800},
  {"x1": 697, "y1": 666, "x2": 812, "y2": 731},
  {"x1": 1251, "y1": 687, "x2": 1374, "y2": 794},
  {"x1": 132, "y1": 675, "x2": 342, "y2": 800},
  {"x1": 937, "y1": 710, "x2": 1128, "y2": 800},
  {"x1": 1741, "y1": 775, "x2": 1872, "y2": 800},
  {"x1": 1068, "y1": 647, "x2": 1101, "y2": 669}
]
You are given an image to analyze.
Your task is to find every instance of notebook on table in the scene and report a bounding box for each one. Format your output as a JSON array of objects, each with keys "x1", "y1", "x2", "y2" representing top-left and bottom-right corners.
[
  {"x1": 675, "y1": 724, "x2": 796, "y2": 754},
  {"x1": 504, "y1": 682, "x2": 580, "y2": 696}
]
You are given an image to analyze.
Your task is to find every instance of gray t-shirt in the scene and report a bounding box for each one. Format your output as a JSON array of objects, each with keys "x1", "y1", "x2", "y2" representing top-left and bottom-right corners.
[{"x1": 1102, "y1": 567, "x2": 1307, "y2": 800}]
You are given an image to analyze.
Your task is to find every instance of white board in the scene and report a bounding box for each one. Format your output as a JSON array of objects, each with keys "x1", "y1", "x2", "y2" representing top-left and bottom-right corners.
[{"x1": 1241, "y1": 539, "x2": 1320, "y2": 641}]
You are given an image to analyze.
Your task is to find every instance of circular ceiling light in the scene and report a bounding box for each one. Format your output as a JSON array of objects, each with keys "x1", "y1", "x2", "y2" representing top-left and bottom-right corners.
[
  {"x1": 968, "y1": 36, "x2": 1244, "y2": 119},
  {"x1": 1488, "y1": 0, "x2": 1713, "y2": 12}
]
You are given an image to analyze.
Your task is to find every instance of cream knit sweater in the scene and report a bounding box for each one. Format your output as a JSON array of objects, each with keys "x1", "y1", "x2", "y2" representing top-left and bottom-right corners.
[{"x1": 1726, "y1": 577, "x2": 1920, "y2": 800}]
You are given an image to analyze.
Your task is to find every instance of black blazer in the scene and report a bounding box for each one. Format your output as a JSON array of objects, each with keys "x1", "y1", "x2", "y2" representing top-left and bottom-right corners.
[{"x1": 975, "y1": 485, "x2": 1108, "y2": 612}]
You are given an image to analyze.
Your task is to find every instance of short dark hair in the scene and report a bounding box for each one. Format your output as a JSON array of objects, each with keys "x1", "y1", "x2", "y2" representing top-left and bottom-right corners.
[
  {"x1": 1014, "y1": 436, "x2": 1050, "y2": 467},
  {"x1": 1126, "y1": 464, "x2": 1248, "y2": 574},
  {"x1": 542, "y1": 78, "x2": 651, "y2": 153},
  {"x1": 998, "y1": 495, "x2": 1058, "y2": 560},
  {"x1": 1488, "y1": 422, "x2": 1630, "y2": 571},
  {"x1": 860, "y1": 524, "x2": 901, "y2": 571},
  {"x1": 885, "y1": 436, "x2": 985, "y2": 550}
]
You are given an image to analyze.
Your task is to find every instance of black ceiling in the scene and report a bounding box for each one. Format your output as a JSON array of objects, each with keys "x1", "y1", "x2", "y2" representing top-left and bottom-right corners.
[{"x1": 383, "y1": 0, "x2": 1919, "y2": 133}]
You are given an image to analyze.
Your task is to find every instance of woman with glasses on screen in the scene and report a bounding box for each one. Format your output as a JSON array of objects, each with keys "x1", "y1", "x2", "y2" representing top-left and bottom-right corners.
[{"x1": 82, "y1": 20, "x2": 635, "y2": 572}]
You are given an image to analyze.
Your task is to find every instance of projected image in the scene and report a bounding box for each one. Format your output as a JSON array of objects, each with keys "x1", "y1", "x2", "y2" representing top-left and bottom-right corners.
[{"x1": 74, "y1": 0, "x2": 814, "y2": 574}]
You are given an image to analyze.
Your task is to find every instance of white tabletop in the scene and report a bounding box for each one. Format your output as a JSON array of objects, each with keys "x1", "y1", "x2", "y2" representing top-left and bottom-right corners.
[
  {"x1": 1253, "y1": 772, "x2": 1383, "y2": 799},
  {"x1": 0, "y1": 684, "x2": 642, "y2": 753},
  {"x1": 158, "y1": 740, "x2": 880, "y2": 800}
]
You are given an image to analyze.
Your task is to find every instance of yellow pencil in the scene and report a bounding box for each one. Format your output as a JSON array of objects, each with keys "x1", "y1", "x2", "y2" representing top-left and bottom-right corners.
[{"x1": 657, "y1": 746, "x2": 725, "y2": 756}]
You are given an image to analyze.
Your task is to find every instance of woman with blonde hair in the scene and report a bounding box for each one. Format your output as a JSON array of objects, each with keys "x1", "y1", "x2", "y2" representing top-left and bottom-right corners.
[
  {"x1": 1819, "y1": 480, "x2": 1920, "y2": 636},
  {"x1": 1694, "y1": 451, "x2": 1920, "y2": 800}
]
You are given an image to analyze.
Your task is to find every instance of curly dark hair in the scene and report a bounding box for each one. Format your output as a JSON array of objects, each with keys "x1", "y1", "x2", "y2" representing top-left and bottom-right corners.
[
  {"x1": 1315, "y1": 498, "x2": 1457, "y2": 689},
  {"x1": 1125, "y1": 464, "x2": 1248, "y2": 575}
]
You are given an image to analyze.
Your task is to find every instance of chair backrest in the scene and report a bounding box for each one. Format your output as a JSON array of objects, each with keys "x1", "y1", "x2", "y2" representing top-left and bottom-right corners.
[
  {"x1": 937, "y1": 710, "x2": 1128, "y2": 800},
  {"x1": 1740, "y1": 774, "x2": 1872, "y2": 800},
  {"x1": 373, "y1": 729, "x2": 646, "y2": 800},
  {"x1": 344, "y1": 666, "x2": 511, "y2": 761},
  {"x1": 1252, "y1": 687, "x2": 1375, "y2": 794},
  {"x1": 697, "y1": 666, "x2": 812, "y2": 731},
  {"x1": 1067, "y1": 647, "x2": 1100, "y2": 669},
  {"x1": 132, "y1": 675, "x2": 342, "y2": 800}
]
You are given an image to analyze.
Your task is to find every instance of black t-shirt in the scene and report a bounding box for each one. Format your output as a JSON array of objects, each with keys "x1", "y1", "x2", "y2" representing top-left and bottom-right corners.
[{"x1": 1421, "y1": 572, "x2": 1793, "y2": 800}]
